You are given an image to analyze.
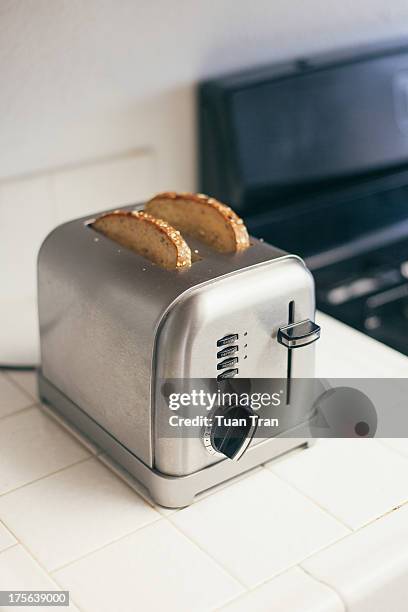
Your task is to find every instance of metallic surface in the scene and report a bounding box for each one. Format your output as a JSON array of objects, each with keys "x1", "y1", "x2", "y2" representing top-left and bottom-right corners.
[
  {"x1": 39, "y1": 373, "x2": 312, "y2": 508},
  {"x1": 38, "y1": 203, "x2": 318, "y2": 500},
  {"x1": 38, "y1": 204, "x2": 286, "y2": 467},
  {"x1": 154, "y1": 256, "x2": 316, "y2": 475},
  {"x1": 278, "y1": 319, "x2": 321, "y2": 348}
]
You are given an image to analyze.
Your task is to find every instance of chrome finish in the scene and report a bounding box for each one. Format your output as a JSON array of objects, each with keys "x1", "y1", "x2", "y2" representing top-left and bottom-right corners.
[
  {"x1": 278, "y1": 319, "x2": 321, "y2": 349},
  {"x1": 38, "y1": 202, "x2": 318, "y2": 505},
  {"x1": 38, "y1": 204, "x2": 285, "y2": 468},
  {"x1": 217, "y1": 333, "x2": 239, "y2": 346},
  {"x1": 217, "y1": 345, "x2": 238, "y2": 358},
  {"x1": 154, "y1": 255, "x2": 316, "y2": 475},
  {"x1": 39, "y1": 370, "x2": 313, "y2": 508},
  {"x1": 217, "y1": 357, "x2": 238, "y2": 370},
  {"x1": 217, "y1": 368, "x2": 239, "y2": 380}
]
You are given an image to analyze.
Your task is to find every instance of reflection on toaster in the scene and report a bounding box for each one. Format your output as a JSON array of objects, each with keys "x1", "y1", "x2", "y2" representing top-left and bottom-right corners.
[{"x1": 38, "y1": 192, "x2": 320, "y2": 508}]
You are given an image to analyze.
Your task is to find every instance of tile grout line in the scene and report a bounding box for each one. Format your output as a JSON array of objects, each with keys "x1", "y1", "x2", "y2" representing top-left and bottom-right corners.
[
  {"x1": 0, "y1": 457, "x2": 164, "y2": 605},
  {"x1": 40, "y1": 404, "x2": 101, "y2": 456},
  {"x1": 96, "y1": 455, "x2": 399, "y2": 601},
  {"x1": 2, "y1": 414, "x2": 179, "y2": 581},
  {"x1": 372, "y1": 437, "x2": 408, "y2": 461},
  {"x1": 0, "y1": 516, "x2": 85, "y2": 610},
  {"x1": 0, "y1": 456, "x2": 103, "y2": 612},
  {"x1": 0, "y1": 541, "x2": 19, "y2": 555},
  {"x1": 264, "y1": 499, "x2": 408, "y2": 590},
  {"x1": 213, "y1": 561, "x2": 348, "y2": 612},
  {"x1": 264, "y1": 464, "x2": 356, "y2": 531},
  {"x1": 98, "y1": 456, "x2": 264, "y2": 515},
  {"x1": 299, "y1": 564, "x2": 348, "y2": 612},
  {"x1": 3, "y1": 370, "x2": 38, "y2": 402},
  {"x1": 267, "y1": 459, "x2": 408, "y2": 531},
  {"x1": 50, "y1": 515, "x2": 164, "y2": 574},
  {"x1": 369, "y1": 498, "x2": 408, "y2": 522},
  {"x1": 95, "y1": 455, "x2": 160, "y2": 511},
  {"x1": 212, "y1": 563, "x2": 304, "y2": 611},
  {"x1": 0, "y1": 516, "x2": 16, "y2": 543},
  {"x1": 1, "y1": 452, "x2": 256, "y2": 589},
  {"x1": 47, "y1": 565, "x2": 88, "y2": 612},
  {"x1": 3, "y1": 372, "x2": 98, "y2": 459},
  {"x1": 7, "y1": 397, "x2": 101, "y2": 460},
  {"x1": 301, "y1": 500, "x2": 408, "y2": 561},
  {"x1": 376, "y1": 439, "x2": 408, "y2": 461},
  {"x1": 0, "y1": 487, "x2": 161, "y2": 607},
  {"x1": 4, "y1": 386, "x2": 406, "y2": 609},
  {"x1": 3, "y1": 466, "x2": 405, "y2": 611},
  {"x1": 171, "y1": 479, "x2": 408, "y2": 607},
  {"x1": 0, "y1": 456, "x2": 93, "y2": 500},
  {"x1": 0, "y1": 402, "x2": 39, "y2": 423},
  {"x1": 165, "y1": 515, "x2": 249, "y2": 592},
  {"x1": 205, "y1": 488, "x2": 386, "y2": 612},
  {"x1": 0, "y1": 147, "x2": 154, "y2": 187}
]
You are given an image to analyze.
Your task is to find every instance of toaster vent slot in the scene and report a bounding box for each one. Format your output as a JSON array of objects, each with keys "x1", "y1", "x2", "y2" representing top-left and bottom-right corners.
[
  {"x1": 216, "y1": 334, "x2": 239, "y2": 380},
  {"x1": 217, "y1": 345, "x2": 238, "y2": 359},
  {"x1": 217, "y1": 333, "x2": 238, "y2": 347},
  {"x1": 286, "y1": 300, "x2": 295, "y2": 405}
]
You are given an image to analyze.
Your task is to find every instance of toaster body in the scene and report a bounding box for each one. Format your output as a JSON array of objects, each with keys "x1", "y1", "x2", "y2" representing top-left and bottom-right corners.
[{"x1": 38, "y1": 206, "x2": 319, "y2": 507}]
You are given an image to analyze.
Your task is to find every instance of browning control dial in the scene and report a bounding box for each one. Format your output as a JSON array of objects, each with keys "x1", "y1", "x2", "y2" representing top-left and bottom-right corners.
[{"x1": 203, "y1": 404, "x2": 258, "y2": 460}]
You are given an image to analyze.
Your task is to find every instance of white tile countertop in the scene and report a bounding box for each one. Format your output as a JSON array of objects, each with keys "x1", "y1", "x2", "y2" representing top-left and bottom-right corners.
[{"x1": 0, "y1": 312, "x2": 407, "y2": 612}]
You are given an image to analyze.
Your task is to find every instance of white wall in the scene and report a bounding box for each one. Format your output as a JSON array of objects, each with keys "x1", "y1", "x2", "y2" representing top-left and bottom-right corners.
[
  {"x1": 2, "y1": 0, "x2": 408, "y2": 188},
  {"x1": 2, "y1": 0, "x2": 408, "y2": 364}
]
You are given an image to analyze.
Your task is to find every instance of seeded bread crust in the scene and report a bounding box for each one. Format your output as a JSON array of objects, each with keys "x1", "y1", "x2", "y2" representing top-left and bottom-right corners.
[
  {"x1": 92, "y1": 210, "x2": 191, "y2": 270},
  {"x1": 145, "y1": 192, "x2": 250, "y2": 253}
]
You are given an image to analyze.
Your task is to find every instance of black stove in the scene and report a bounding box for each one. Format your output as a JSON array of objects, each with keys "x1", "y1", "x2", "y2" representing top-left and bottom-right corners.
[{"x1": 199, "y1": 40, "x2": 408, "y2": 355}]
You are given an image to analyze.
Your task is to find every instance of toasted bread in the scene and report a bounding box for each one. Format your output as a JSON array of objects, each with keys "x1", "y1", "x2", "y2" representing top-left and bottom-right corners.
[
  {"x1": 92, "y1": 210, "x2": 191, "y2": 270},
  {"x1": 145, "y1": 192, "x2": 250, "y2": 253}
]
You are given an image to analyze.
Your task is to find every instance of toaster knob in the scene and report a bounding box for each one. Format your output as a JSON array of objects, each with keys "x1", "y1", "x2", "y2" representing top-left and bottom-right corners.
[{"x1": 203, "y1": 404, "x2": 258, "y2": 461}]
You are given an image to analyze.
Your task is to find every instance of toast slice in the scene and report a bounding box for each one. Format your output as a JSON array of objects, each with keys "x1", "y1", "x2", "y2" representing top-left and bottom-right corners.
[
  {"x1": 145, "y1": 192, "x2": 250, "y2": 253},
  {"x1": 92, "y1": 210, "x2": 191, "y2": 270}
]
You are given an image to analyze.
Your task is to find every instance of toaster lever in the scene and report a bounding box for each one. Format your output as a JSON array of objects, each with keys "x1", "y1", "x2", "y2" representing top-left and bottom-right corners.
[{"x1": 277, "y1": 319, "x2": 321, "y2": 349}]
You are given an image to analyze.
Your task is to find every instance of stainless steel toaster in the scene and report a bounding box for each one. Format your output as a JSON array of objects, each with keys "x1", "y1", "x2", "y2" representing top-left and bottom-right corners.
[{"x1": 38, "y1": 205, "x2": 320, "y2": 507}]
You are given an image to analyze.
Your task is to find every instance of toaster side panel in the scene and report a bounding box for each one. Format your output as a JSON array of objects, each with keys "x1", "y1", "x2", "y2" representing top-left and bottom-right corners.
[
  {"x1": 37, "y1": 205, "x2": 305, "y2": 474},
  {"x1": 37, "y1": 220, "x2": 161, "y2": 467},
  {"x1": 37, "y1": 209, "x2": 288, "y2": 470}
]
